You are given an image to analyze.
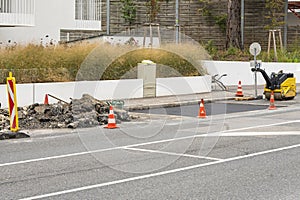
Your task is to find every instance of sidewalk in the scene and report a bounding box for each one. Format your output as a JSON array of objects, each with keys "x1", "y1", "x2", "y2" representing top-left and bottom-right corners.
[{"x1": 124, "y1": 85, "x2": 265, "y2": 110}]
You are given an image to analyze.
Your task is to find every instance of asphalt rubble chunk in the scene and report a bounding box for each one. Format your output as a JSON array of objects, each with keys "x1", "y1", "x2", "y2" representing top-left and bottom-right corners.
[{"x1": 0, "y1": 94, "x2": 131, "y2": 131}]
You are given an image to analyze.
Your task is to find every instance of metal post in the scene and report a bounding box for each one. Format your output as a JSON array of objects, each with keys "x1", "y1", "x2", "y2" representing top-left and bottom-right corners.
[
  {"x1": 283, "y1": 0, "x2": 288, "y2": 49},
  {"x1": 106, "y1": 0, "x2": 110, "y2": 35},
  {"x1": 150, "y1": 24, "x2": 153, "y2": 47},
  {"x1": 241, "y1": 0, "x2": 244, "y2": 50},
  {"x1": 175, "y1": 0, "x2": 179, "y2": 44},
  {"x1": 143, "y1": 25, "x2": 146, "y2": 47},
  {"x1": 254, "y1": 48, "x2": 257, "y2": 98}
]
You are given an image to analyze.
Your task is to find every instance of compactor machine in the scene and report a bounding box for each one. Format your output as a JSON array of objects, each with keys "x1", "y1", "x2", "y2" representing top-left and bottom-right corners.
[{"x1": 251, "y1": 68, "x2": 296, "y2": 100}]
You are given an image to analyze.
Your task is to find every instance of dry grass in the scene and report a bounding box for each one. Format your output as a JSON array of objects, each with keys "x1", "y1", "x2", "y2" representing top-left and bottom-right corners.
[
  {"x1": 0, "y1": 43, "x2": 97, "y2": 83},
  {"x1": 76, "y1": 43, "x2": 210, "y2": 81},
  {"x1": 0, "y1": 42, "x2": 210, "y2": 83}
]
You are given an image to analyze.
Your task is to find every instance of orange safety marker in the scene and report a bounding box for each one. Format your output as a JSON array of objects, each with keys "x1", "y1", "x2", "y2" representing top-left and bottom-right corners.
[
  {"x1": 197, "y1": 99, "x2": 207, "y2": 118},
  {"x1": 235, "y1": 81, "x2": 244, "y2": 97},
  {"x1": 104, "y1": 106, "x2": 118, "y2": 129},
  {"x1": 6, "y1": 72, "x2": 19, "y2": 132},
  {"x1": 44, "y1": 94, "x2": 49, "y2": 105},
  {"x1": 268, "y1": 91, "x2": 276, "y2": 110}
]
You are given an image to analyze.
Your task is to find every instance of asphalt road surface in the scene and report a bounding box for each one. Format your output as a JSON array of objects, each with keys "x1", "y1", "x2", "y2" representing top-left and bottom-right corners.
[
  {"x1": 0, "y1": 100, "x2": 300, "y2": 199},
  {"x1": 132, "y1": 102, "x2": 271, "y2": 116}
]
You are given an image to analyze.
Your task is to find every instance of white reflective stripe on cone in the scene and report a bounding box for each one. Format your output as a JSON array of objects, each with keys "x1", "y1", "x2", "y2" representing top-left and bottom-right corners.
[{"x1": 108, "y1": 118, "x2": 116, "y2": 123}]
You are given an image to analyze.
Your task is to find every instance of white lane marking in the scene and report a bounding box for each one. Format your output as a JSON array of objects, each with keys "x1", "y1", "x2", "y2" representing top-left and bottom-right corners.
[
  {"x1": 223, "y1": 120, "x2": 300, "y2": 133},
  {"x1": 0, "y1": 148, "x2": 121, "y2": 167},
  {"x1": 1, "y1": 120, "x2": 300, "y2": 167},
  {"x1": 181, "y1": 120, "x2": 300, "y2": 135},
  {"x1": 123, "y1": 147, "x2": 223, "y2": 161},
  {"x1": 216, "y1": 131, "x2": 300, "y2": 137},
  {"x1": 20, "y1": 142, "x2": 300, "y2": 200}
]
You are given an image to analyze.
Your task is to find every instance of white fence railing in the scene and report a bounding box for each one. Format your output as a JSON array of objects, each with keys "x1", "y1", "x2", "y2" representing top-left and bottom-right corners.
[
  {"x1": 75, "y1": 20, "x2": 101, "y2": 30},
  {"x1": 0, "y1": 13, "x2": 34, "y2": 26},
  {"x1": 0, "y1": 0, "x2": 35, "y2": 26}
]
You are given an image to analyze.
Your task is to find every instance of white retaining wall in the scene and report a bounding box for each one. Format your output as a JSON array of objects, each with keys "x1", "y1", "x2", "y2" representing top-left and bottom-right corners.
[
  {"x1": 0, "y1": 79, "x2": 144, "y2": 108},
  {"x1": 203, "y1": 60, "x2": 300, "y2": 86},
  {"x1": 156, "y1": 75, "x2": 211, "y2": 96},
  {"x1": 0, "y1": 76, "x2": 211, "y2": 108}
]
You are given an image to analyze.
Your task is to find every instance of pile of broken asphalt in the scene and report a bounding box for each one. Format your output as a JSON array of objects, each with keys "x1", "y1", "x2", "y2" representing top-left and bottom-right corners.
[{"x1": 0, "y1": 94, "x2": 131, "y2": 131}]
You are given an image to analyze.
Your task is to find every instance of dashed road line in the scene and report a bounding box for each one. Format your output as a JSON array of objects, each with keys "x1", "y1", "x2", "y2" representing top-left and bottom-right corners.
[
  {"x1": 223, "y1": 120, "x2": 300, "y2": 133},
  {"x1": 123, "y1": 147, "x2": 223, "y2": 161},
  {"x1": 181, "y1": 120, "x2": 300, "y2": 136},
  {"x1": 213, "y1": 131, "x2": 300, "y2": 137}
]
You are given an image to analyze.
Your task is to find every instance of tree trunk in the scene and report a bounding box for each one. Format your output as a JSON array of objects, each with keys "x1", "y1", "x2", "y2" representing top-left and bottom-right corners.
[{"x1": 226, "y1": 0, "x2": 241, "y2": 49}]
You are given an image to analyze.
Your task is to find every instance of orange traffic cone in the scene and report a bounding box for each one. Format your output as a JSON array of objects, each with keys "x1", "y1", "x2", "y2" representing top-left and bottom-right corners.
[
  {"x1": 235, "y1": 81, "x2": 244, "y2": 97},
  {"x1": 198, "y1": 99, "x2": 207, "y2": 118},
  {"x1": 44, "y1": 94, "x2": 49, "y2": 105},
  {"x1": 268, "y1": 91, "x2": 276, "y2": 110},
  {"x1": 104, "y1": 106, "x2": 118, "y2": 129}
]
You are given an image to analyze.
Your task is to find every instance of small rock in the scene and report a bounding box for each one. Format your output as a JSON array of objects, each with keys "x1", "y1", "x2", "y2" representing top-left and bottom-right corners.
[{"x1": 67, "y1": 122, "x2": 78, "y2": 129}]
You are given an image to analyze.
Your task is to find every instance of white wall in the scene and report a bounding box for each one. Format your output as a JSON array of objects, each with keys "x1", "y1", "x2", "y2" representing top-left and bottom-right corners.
[
  {"x1": 156, "y1": 76, "x2": 211, "y2": 96},
  {"x1": 0, "y1": 0, "x2": 101, "y2": 45},
  {"x1": 0, "y1": 79, "x2": 144, "y2": 108},
  {"x1": 203, "y1": 60, "x2": 300, "y2": 86},
  {"x1": 0, "y1": 76, "x2": 212, "y2": 108},
  {"x1": 0, "y1": 83, "x2": 35, "y2": 108}
]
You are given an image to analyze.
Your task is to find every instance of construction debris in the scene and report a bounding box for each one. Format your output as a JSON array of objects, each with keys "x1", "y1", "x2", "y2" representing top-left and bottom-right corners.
[{"x1": 0, "y1": 94, "x2": 131, "y2": 130}]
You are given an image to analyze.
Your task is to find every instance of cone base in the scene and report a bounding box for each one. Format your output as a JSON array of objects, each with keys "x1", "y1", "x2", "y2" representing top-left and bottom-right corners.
[
  {"x1": 197, "y1": 116, "x2": 207, "y2": 119},
  {"x1": 268, "y1": 106, "x2": 276, "y2": 110},
  {"x1": 104, "y1": 124, "x2": 118, "y2": 129},
  {"x1": 235, "y1": 94, "x2": 244, "y2": 97}
]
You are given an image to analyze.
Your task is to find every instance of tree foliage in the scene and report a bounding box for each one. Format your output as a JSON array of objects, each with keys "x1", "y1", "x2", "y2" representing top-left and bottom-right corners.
[
  {"x1": 121, "y1": 0, "x2": 137, "y2": 26},
  {"x1": 198, "y1": 0, "x2": 227, "y2": 32},
  {"x1": 264, "y1": 0, "x2": 285, "y2": 30},
  {"x1": 198, "y1": 0, "x2": 213, "y2": 16},
  {"x1": 145, "y1": 0, "x2": 169, "y2": 23}
]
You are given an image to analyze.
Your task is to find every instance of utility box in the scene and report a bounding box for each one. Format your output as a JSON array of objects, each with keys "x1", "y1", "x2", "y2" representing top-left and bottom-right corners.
[{"x1": 137, "y1": 61, "x2": 156, "y2": 97}]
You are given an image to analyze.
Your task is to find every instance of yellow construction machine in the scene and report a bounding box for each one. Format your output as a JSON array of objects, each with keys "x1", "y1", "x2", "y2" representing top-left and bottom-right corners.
[{"x1": 251, "y1": 68, "x2": 296, "y2": 100}]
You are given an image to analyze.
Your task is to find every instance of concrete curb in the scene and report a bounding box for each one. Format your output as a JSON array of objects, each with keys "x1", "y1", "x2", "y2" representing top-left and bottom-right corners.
[
  {"x1": 125, "y1": 92, "x2": 238, "y2": 111},
  {"x1": 0, "y1": 130, "x2": 30, "y2": 140}
]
